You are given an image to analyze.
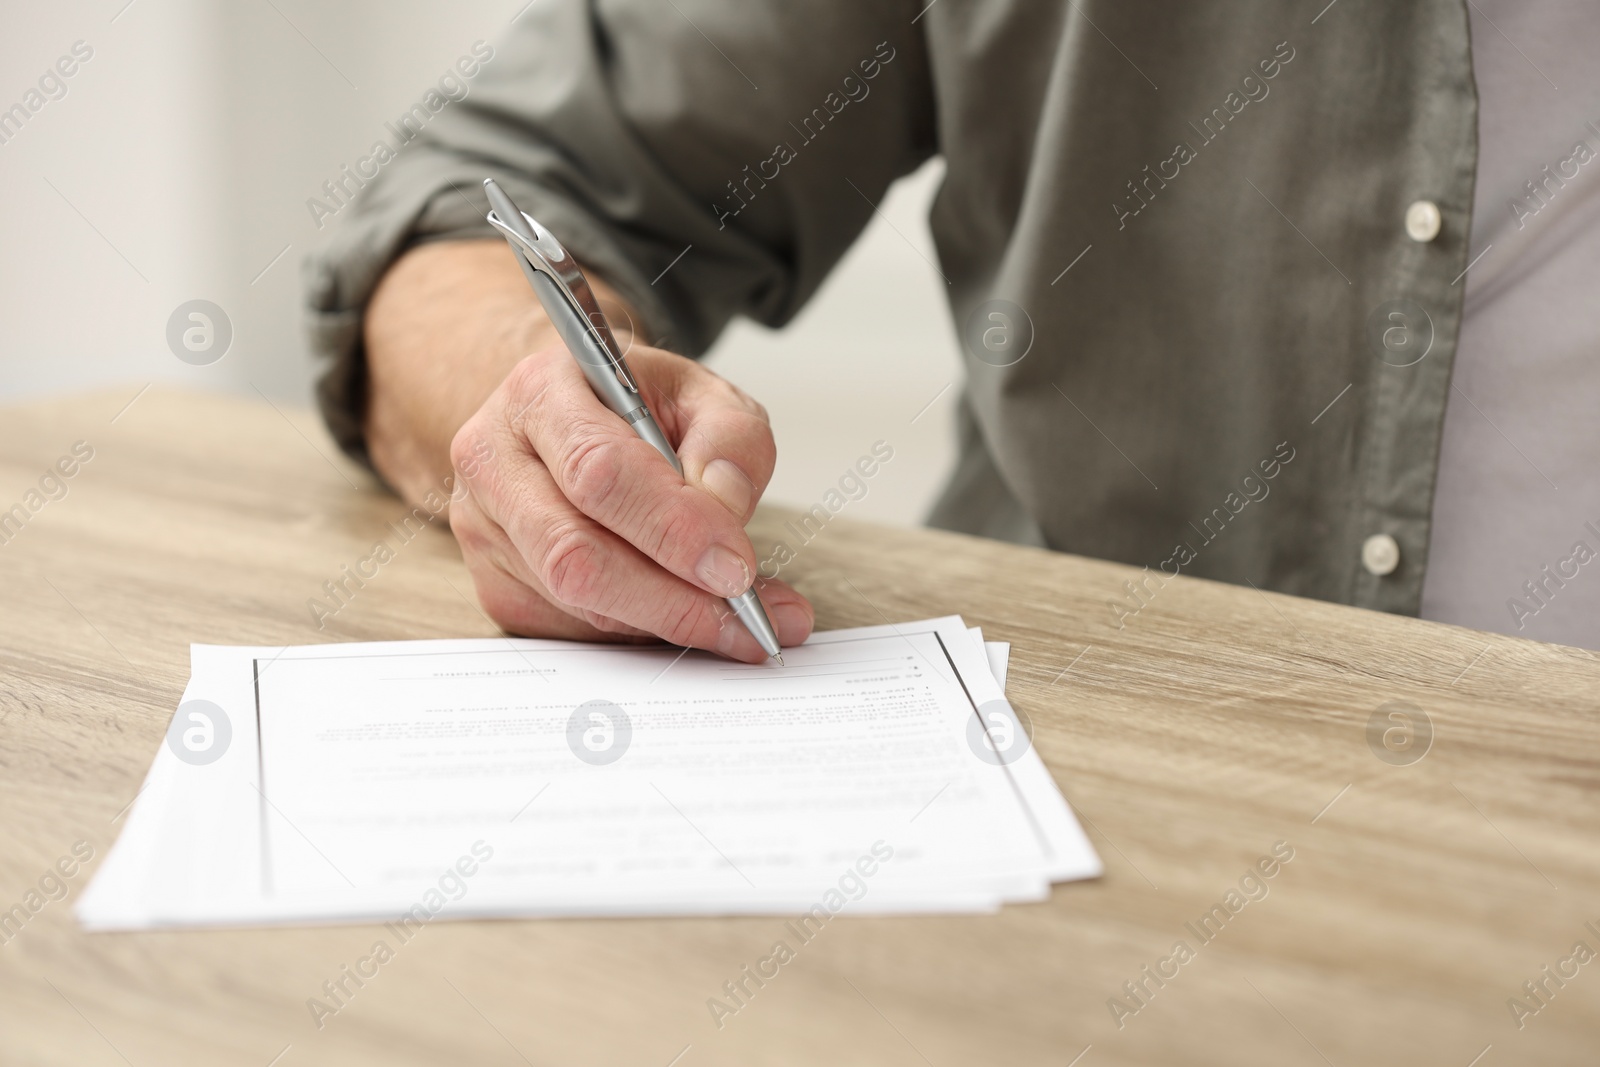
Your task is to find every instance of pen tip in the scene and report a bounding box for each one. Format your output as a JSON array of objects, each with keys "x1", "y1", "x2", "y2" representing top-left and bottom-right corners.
[{"x1": 773, "y1": 652, "x2": 785, "y2": 667}]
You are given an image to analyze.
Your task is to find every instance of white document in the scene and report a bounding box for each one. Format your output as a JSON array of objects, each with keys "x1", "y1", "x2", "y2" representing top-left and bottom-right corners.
[{"x1": 79, "y1": 616, "x2": 1098, "y2": 929}]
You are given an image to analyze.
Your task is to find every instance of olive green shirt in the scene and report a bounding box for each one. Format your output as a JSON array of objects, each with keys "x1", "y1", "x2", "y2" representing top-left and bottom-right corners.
[{"x1": 305, "y1": 0, "x2": 1479, "y2": 619}]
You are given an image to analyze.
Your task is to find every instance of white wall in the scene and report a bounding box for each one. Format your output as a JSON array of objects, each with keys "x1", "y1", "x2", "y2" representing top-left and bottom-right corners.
[
  {"x1": 0, "y1": 0, "x2": 229, "y2": 399},
  {"x1": 0, "y1": 1, "x2": 961, "y2": 526}
]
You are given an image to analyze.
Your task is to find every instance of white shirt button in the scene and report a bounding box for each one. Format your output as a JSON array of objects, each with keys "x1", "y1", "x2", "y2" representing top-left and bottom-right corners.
[
  {"x1": 1362, "y1": 533, "x2": 1401, "y2": 577},
  {"x1": 1405, "y1": 200, "x2": 1441, "y2": 242}
]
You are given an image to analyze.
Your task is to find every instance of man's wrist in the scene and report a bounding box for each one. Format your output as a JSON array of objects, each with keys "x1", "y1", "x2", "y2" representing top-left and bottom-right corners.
[{"x1": 362, "y1": 239, "x2": 641, "y2": 508}]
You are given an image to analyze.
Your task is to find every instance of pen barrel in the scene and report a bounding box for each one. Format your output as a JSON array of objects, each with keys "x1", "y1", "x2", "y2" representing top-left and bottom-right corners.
[
  {"x1": 530, "y1": 274, "x2": 628, "y2": 403},
  {"x1": 626, "y1": 409, "x2": 683, "y2": 474},
  {"x1": 727, "y1": 588, "x2": 782, "y2": 660},
  {"x1": 529, "y1": 271, "x2": 684, "y2": 475}
]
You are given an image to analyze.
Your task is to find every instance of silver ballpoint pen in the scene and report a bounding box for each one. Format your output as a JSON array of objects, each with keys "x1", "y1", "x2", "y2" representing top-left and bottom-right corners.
[{"x1": 482, "y1": 178, "x2": 785, "y2": 664}]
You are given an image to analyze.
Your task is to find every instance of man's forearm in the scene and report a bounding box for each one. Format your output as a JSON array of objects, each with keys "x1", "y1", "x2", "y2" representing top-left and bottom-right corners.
[{"x1": 362, "y1": 238, "x2": 635, "y2": 506}]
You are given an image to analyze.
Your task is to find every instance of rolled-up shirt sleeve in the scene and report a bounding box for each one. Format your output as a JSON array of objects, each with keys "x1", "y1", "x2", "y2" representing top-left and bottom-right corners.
[{"x1": 303, "y1": 0, "x2": 935, "y2": 463}]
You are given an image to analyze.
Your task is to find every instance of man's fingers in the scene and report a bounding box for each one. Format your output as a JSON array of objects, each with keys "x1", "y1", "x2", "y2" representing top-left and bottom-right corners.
[
  {"x1": 748, "y1": 578, "x2": 814, "y2": 649},
  {"x1": 462, "y1": 552, "x2": 647, "y2": 643},
  {"x1": 466, "y1": 447, "x2": 807, "y2": 660},
  {"x1": 645, "y1": 363, "x2": 775, "y2": 523},
  {"x1": 465, "y1": 548, "x2": 813, "y2": 660},
  {"x1": 451, "y1": 490, "x2": 653, "y2": 642},
  {"x1": 455, "y1": 482, "x2": 813, "y2": 655},
  {"x1": 674, "y1": 406, "x2": 774, "y2": 524},
  {"x1": 507, "y1": 350, "x2": 764, "y2": 599}
]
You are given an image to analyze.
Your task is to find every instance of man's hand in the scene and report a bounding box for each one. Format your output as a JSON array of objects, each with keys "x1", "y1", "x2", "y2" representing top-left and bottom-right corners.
[
  {"x1": 364, "y1": 239, "x2": 813, "y2": 661},
  {"x1": 449, "y1": 343, "x2": 812, "y2": 660}
]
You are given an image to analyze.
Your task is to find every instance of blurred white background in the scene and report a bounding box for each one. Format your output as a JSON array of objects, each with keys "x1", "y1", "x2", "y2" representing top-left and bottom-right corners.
[{"x1": 0, "y1": 0, "x2": 962, "y2": 526}]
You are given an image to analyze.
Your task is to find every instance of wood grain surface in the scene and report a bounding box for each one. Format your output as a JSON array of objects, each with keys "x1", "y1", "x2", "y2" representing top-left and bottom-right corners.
[{"x1": 1, "y1": 387, "x2": 1597, "y2": 1066}]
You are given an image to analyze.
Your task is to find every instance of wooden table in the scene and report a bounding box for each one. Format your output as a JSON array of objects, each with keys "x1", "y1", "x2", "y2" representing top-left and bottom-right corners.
[{"x1": 2, "y1": 387, "x2": 1597, "y2": 1066}]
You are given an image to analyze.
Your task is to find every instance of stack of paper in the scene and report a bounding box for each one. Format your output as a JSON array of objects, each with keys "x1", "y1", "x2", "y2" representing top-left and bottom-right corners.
[{"x1": 78, "y1": 616, "x2": 1101, "y2": 929}]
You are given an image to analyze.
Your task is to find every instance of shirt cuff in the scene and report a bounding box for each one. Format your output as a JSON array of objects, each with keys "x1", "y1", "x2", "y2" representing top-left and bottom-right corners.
[{"x1": 301, "y1": 156, "x2": 682, "y2": 467}]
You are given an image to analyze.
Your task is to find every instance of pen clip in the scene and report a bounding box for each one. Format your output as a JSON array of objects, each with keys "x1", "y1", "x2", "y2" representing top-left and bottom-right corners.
[{"x1": 486, "y1": 208, "x2": 640, "y2": 395}]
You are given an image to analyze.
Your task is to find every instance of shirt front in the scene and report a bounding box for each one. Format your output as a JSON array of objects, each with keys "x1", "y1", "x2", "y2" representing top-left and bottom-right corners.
[
  {"x1": 1422, "y1": 0, "x2": 1600, "y2": 648},
  {"x1": 306, "y1": 1, "x2": 1490, "y2": 633}
]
